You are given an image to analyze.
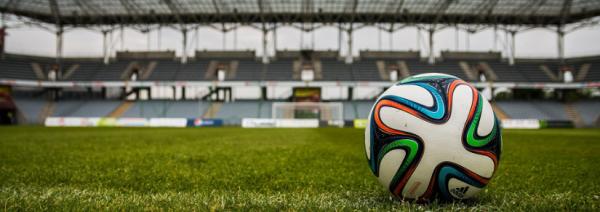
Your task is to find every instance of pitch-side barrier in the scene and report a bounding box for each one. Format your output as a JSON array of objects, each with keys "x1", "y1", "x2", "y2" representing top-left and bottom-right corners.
[
  {"x1": 45, "y1": 117, "x2": 572, "y2": 129},
  {"x1": 45, "y1": 117, "x2": 223, "y2": 127},
  {"x1": 349, "y1": 118, "x2": 572, "y2": 129}
]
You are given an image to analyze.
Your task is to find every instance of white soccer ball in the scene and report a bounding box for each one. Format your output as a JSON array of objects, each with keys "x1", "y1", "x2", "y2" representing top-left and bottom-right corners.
[{"x1": 365, "y1": 73, "x2": 501, "y2": 201}]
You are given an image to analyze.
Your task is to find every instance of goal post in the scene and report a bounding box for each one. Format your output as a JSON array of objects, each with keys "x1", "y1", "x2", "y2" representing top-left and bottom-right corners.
[{"x1": 272, "y1": 102, "x2": 344, "y2": 127}]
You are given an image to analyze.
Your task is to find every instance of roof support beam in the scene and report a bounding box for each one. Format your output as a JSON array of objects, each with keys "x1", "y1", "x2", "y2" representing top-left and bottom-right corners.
[
  {"x1": 102, "y1": 30, "x2": 110, "y2": 64},
  {"x1": 428, "y1": 28, "x2": 435, "y2": 64},
  {"x1": 557, "y1": 27, "x2": 565, "y2": 62},
  {"x1": 262, "y1": 24, "x2": 269, "y2": 64},
  {"x1": 509, "y1": 30, "x2": 516, "y2": 65},
  {"x1": 55, "y1": 26, "x2": 63, "y2": 65},
  {"x1": 337, "y1": 24, "x2": 342, "y2": 53},
  {"x1": 181, "y1": 28, "x2": 188, "y2": 64},
  {"x1": 345, "y1": 24, "x2": 353, "y2": 64},
  {"x1": 272, "y1": 23, "x2": 276, "y2": 52}
]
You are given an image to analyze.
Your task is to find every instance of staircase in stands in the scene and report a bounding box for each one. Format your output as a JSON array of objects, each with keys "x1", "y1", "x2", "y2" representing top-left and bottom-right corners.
[
  {"x1": 564, "y1": 103, "x2": 585, "y2": 128},
  {"x1": 108, "y1": 101, "x2": 133, "y2": 118}
]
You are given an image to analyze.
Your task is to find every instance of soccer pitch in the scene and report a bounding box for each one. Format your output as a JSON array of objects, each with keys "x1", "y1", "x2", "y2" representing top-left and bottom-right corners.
[{"x1": 0, "y1": 127, "x2": 599, "y2": 210}]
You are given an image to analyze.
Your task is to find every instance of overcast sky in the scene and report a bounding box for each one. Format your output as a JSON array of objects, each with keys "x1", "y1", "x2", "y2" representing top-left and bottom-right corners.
[{"x1": 4, "y1": 24, "x2": 600, "y2": 59}]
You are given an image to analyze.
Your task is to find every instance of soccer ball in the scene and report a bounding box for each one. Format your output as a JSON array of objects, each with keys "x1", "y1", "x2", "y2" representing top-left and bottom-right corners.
[{"x1": 365, "y1": 73, "x2": 501, "y2": 201}]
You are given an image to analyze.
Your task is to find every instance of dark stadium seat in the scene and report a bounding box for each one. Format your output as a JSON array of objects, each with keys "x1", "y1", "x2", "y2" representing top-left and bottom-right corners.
[
  {"x1": 584, "y1": 61, "x2": 600, "y2": 81},
  {"x1": 351, "y1": 59, "x2": 382, "y2": 81},
  {"x1": 234, "y1": 59, "x2": 265, "y2": 81},
  {"x1": 513, "y1": 62, "x2": 557, "y2": 82},
  {"x1": 0, "y1": 58, "x2": 39, "y2": 80},
  {"x1": 121, "y1": 100, "x2": 210, "y2": 118},
  {"x1": 62, "y1": 60, "x2": 104, "y2": 81},
  {"x1": 320, "y1": 58, "x2": 353, "y2": 81},
  {"x1": 173, "y1": 60, "x2": 209, "y2": 81},
  {"x1": 404, "y1": 59, "x2": 466, "y2": 80},
  {"x1": 263, "y1": 59, "x2": 294, "y2": 81},
  {"x1": 483, "y1": 60, "x2": 528, "y2": 82},
  {"x1": 142, "y1": 59, "x2": 178, "y2": 81},
  {"x1": 496, "y1": 100, "x2": 569, "y2": 121},
  {"x1": 91, "y1": 60, "x2": 130, "y2": 81}
]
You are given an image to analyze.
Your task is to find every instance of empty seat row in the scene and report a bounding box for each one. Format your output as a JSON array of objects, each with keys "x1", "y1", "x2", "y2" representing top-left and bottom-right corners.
[
  {"x1": 496, "y1": 101, "x2": 569, "y2": 121},
  {"x1": 2, "y1": 57, "x2": 600, "y2": 82}
]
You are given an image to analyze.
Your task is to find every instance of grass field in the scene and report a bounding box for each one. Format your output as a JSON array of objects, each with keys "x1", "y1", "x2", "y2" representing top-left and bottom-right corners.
[{"x1": 0, "y1": 127, "x2": 599, "y2": 211}]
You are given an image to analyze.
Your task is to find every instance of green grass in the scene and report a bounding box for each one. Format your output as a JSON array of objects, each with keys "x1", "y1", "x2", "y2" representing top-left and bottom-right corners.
[{"x1": 0, "y1": 127, "x2": 599, "y2": 211}]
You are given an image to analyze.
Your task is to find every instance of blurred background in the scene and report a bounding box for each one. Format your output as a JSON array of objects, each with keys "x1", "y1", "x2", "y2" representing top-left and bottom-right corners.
[{"x1": 0, "y1": 0, "x2": 599, "y2": 129}]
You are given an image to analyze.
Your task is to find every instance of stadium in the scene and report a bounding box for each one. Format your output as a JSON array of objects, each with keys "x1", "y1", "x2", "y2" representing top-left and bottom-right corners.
[{"x1": 0, "y1": 0, "x2": 599, "y2": 210}]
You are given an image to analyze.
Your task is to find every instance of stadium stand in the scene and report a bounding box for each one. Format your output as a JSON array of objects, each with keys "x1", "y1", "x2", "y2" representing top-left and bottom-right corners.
[
  {"x1": 145, "y1": 59, "x2": 180, "y2": 81},
  {"x1": 320, "y1": 59, "x2": 353, "y2": 81},
  {"x1": 3, "y1": 53, "x2": 600, "y2": 127},
  {"x1": 174, "y1": 60, "x2": 209, "y2": 81},
  {"x1": 568, "y1": 57, "x2": 600, "y2": 81},
  {"x1": 3, "y1": 52, "x2": 600, "y2": 82},
  {"x1": 495, "y1": 101, "x2": 570, "y2": 121},
  {"x1": 513, "y1": 60, "x2": 558, "y2": 82},
  {"x1": 587, "y1": 62, "x2": 600, "y2": 81},
  {"x1": 235, "y1": 59, "x2": 265, "y2": 81},
  {"x1": 351, "y1": 59, "x2": 384, "y2": 81},
  {"x1": 258, "y1": 101, "x2": 273, "y2": 118},
  {"x1": 89, "y1": 60, "x2": 130, "y2": 81},
  {"x1": 406, "y1": 59, "x2": 467, "y2": 80},
  {"x1": 52, "y1": 100, "x2": 121, "y2": 117},
  {"x1": 63, "y1": 60, "x2": 105, "y2": 81},
  {"x1": 483, "y1": 60, "x2": 528, "y2": 82},
  {"x1": 0, "y1": 56, "x2": 40, "y2": 80},
  {"x1": 0, "y1": 0, "x2": 598, "y2": 129},
  {"x1": 12, "y1": 97, "x2": 47, "y2": 124},
  {"x1": 121, "y1": 100, "x2": 210, "y2": 118},
  {"x1": 343, "y1": 101, "x2": 374, "y2": 120},
  {"x1": 264, "y1": 59, "x2": 294, "y2": 81},
  {"x1": 354, "y1": 101, "x2": 374, "y2": 119},
  {"x1": 573, "y1": 101, "x2": 600, "y2": 127},
  {"x1": 215, "y1": 101, "x2": 263, "y2": 125}
]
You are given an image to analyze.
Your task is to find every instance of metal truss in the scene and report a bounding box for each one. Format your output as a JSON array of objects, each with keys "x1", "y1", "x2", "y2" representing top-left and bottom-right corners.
[
  {"x1": 0, "y1": 0, "x2": 598, "y2": 28},
  {"x1": 0, "y1": 0, "x2": 598, "y2": 66}
]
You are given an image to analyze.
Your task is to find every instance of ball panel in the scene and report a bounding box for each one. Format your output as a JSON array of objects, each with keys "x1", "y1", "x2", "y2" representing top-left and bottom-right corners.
[
  {"x1": 380, "y1": 84, "x2": 434, "y2": 107},
  {"x1": 378, "y1": 83, "x2": 446, "y2": 122},
  {"x1": 447, "y1": 84, "x2": 475, "y2": 130},
  {"x1": 377, "y1": 149, "x2": 406, "y2": 189},
  {"x1": 476, "y1": 97, "x2": 495, "y2": 137},
  {"x1": 400, "y1": 157, "x2": 438, "y2": 199},
  {"x1": 465, "y1": 96, "x2": 499, "y2": 148},
  {"x1": 379, "y1": 106, "x2": 435, "y2": 137},
  {"x1": 378, "y1": 138, "x2": 422, "y2": 195}
]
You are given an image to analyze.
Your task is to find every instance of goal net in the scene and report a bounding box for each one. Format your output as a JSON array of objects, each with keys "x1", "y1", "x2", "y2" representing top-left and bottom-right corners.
[{"x1": 272, "y1": 102, "x2": 344, "y2": 127}]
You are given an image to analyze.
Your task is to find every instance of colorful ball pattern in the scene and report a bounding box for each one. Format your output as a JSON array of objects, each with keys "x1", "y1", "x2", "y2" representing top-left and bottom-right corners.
[{"x1": 365, "y1": 73, "x2": 502, "y2": 201}]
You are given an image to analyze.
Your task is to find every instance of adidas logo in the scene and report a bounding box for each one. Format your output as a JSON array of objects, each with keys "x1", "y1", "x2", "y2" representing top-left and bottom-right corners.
[{"x1": 450, "y1": 186, "x2": 469, "y2": 198}]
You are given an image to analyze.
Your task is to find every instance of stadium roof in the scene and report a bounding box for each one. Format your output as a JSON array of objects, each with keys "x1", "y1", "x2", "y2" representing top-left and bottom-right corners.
[{"x1": 0, "y1": 0, "x2": 599, "y2": 26}]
